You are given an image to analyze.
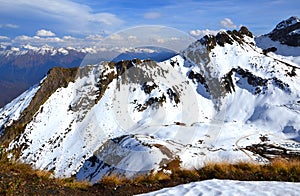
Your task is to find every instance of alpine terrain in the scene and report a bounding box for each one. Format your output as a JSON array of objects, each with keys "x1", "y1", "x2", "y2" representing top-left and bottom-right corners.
[
  {"x1": 0, "y1": 45, "x2": 93, "y2": 108},
  {"x1": 0, "y1": 18, "x2": 300, "y2": 184},
  {"x1": 0, "y1": 44, "x2": 174, "y2": 108}
]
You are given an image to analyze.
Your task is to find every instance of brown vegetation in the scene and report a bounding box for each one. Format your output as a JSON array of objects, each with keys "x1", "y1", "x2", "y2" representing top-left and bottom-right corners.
[{"x1": 1, "y1": 143, "x2": 299, "y2": 196}]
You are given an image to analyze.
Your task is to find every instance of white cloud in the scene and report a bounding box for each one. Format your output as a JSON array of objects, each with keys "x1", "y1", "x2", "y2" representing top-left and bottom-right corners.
[
  {"x1": 0, "y1": 23, "x2": 19, "y2": 28},
  {"x1": 90, "y1": 13, "x2": 123, "y2": 26},
  {"x1": 156, "y1": 38, "x2": 165, "y2": 43},
  {"x1": 0, "y1": 36, "x2": 10, "y2": 40},
  {"x1": 13, "y1": 35, "x2": 63, "y2": 44},
  {"x1": 85, "y1": 34, "x2": 103, "y2": 41},
  {"x1": 8, "y1": 25, "x2": 195, "y2": 50},
  {"x1": 189, "y1": 29, "x2": 221, "y2": 38},
  {"x1": 0, "y1": 0, "x2": 123, "y2": 34},
  {"x1": 220, "y1": 18, "x2": 237, "y2": 29},
  {"x1": 14, "y1": 35, "x2": 31, "y2": 41},
  {"x1": 109, "y1": 34, "x2": 123, "y2": 40},
  {"x1": 170, "y1": 37, "x2": 180, "y2": 41},
  {"x1": 144, "y1": 12, "x2": 161, "y2": 19},
  {"x1": 11, "y1": 33, "x2": 104, "y2": 47},
  {"x1": 128, "y1": 35, "x2": 137, "y2": 40},
  {"x1": 5, "y1": 23, "x2": 19, "y2": 28},
  {"x1": 36, "y1": 29, "x2": 56, "y2": 37},
  {"x1": 62, "y1": 35, "x2": 76, "y2": 40}
]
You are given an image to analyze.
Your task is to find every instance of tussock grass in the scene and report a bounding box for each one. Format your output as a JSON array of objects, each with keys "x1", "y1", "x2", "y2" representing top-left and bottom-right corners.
[
  {"x1": 123, "y1": 159, "x2": 300, "y2": 185},
  {"x1": 59, "y1": 178, "x2": 90, "y2": 190},
  {"x1": 0, "y1": 145, "x2": 91, "y2": 194},
  {"x1": 196, "y1": 159, "x2": 300, "y2": 182},
  {"x1": 0, "y1": 145, "x2": 299, "y2": 195},
  {"x1": 100, "y1": 175, "x2": 128, "y2": 186}
]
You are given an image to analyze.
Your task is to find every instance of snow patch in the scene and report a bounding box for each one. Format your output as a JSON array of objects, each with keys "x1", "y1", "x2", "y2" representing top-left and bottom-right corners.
[{"x1": 138, "y1": 179, "x2": 300, "y2": 196}]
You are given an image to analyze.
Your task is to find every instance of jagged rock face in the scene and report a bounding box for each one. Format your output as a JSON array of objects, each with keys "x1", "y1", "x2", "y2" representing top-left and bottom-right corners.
[
  {"x1": 268, "y1": 16, "x2": 300, "y2": 46},
  {"x1": 0, "y1": 67, "x2": 79, "y2": 144},
  {"x1": 199, "y1": 27, "x2": 254, "y2": 51},
  {"x1": 0, "y1": 25, "x2": 300, "y2": 184},
  {"x1": 255, "y1": 17, "x2": 300, "y2": 58}
]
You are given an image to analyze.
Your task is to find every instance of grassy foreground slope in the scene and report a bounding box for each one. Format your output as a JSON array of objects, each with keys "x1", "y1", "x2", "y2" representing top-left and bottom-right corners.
[{"x1": 1, "y1": 146, "x2": 299, "y2": 195}]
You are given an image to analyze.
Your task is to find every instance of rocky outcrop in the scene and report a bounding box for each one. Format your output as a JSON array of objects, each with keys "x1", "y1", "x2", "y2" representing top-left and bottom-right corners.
[
  {"x1": 199, "y1": 26, "x2": 254, "y2": 51},
  {"x1": 1, "y1": 20, "x2": 299, "y2": 183},
  {"x1": 268, "y1": 16, "x2": 300, "y2": 46},
  {"x1": 0, "y1": 67, "x2": 78, "y2": 145}
]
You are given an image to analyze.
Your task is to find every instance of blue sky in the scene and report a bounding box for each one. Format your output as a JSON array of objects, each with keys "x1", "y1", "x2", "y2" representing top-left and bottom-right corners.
[{"x1": 0, "y1": 0, "x2": 299, "y2": 46}]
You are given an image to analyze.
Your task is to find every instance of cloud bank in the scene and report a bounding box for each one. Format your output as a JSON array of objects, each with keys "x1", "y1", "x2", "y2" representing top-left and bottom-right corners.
[
  {"x1": 36, "y1": 29, "x2": 56, "y2": 37},
  {"x1": 189, "y1": 29, "x2": 221, "y2": 38},
  {"x1": 220, "y1": 18, "x2": 237, "y2": 29},
  {"x1": 0, "y1": 0, "x2": 123, "y2": 35}
]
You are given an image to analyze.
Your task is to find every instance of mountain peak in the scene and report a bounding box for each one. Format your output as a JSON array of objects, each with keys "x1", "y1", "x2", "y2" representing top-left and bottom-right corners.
[
  {"x1": 198, "y1": 26, "x2": 254, "y2": 51},
  {"x1": 264, "y1": 16, "x2": 300, "y2": 47},
  {"x1": 273, "y1": 16, "x2": 300, "y2": 31},
  {"x1": 1, "y1": 20, "x2": 300, "y2": 184}
]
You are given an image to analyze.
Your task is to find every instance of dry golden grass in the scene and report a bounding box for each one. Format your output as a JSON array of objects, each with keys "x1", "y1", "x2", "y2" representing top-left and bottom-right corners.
[
  {"x1": 0, "y1": 146, "x2": 91, "y2": 194},
  {"x1": 155, "y1": 172, "x2": 172, "y2": 181},
  {"x1": 127, "y1": 159, "x2": 300, "y2": 184},
  {"x1": 0, "y1": 144, "x2": 299, "y2": 195},
  {"x1": 196, "y1": 159, "x2": 300, "y2": 181},
  {"x1": 133, "y1": 172, "x2": 172, "y2": 184},
  {"x1": 60, "y1": 178, "x2": 90, "y2": 190},
  {"x1": 100, "y1": 174, "x2": 128, "y2": 186}
]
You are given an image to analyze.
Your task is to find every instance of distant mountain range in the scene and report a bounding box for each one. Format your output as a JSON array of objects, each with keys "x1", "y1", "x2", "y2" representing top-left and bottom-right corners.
[
  {"x1": 1, "y1": 16, "x2": 299, "y2": 108},
  {"x1": 0, "y1": 45, "x2": 88, "y2": 107},
  {"x1": 0, "y1": 45, "x2": 176, "y2": 107},
  {"x1": 0, "y1": 17, "x2": 299, "y2": 183}
]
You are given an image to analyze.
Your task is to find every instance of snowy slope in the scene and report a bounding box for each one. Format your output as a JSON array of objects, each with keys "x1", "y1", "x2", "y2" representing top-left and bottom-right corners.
[
  {"x1": 255, "y1": 35, "x2": 300, "y2": 66},
  {"x1": 255, "y1": 16, "x2": 300, "y2": 64},
  {"x1": 255, "y1": 35, "x2": 300, "y2": 57},
  {"x1": 138, "y1": 179, "x2": 300, "y2": 196},
  {"x1": 0, "y1": 84, "x2": 40, "y2": 132},
  {"x1": 1, "y1": 26, "x2": 300, "y2": 183},
  {"x1": 272, "y1": 16, "x2": 300, "y2": 31},
  {"x1": 0, "y1": 44, "x2": 97, "y2": 57}
]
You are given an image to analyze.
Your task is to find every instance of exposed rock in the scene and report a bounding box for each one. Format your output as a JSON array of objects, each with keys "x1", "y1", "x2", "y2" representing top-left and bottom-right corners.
[
  {"x1": 268, "y1": 16, "x2": 300, "y2": 46},
  {"x1": 239, "y1": 26, "x2": 253, "y2": 38},
  {"x1": 199, "y1": 26, "x2": 254, "y2": 51},
  {"x1": 245, "y1": 143, "x2": 300, "y2": 161},
  {"x1": 1, "y1": 67, "x2": 79, "y2": 145},
  {"x1": 216, "y1": 32, "x2": 234, "y2": 47},
  {"x1": 262, "y1": 47, "x2": 277, "y2": 55},
  {"x1": 142, "y1": 82, "x2": 158, "y2": 94}
]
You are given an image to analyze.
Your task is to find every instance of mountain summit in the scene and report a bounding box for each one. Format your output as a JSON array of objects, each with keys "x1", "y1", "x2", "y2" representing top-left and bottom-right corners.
[
  {"x1": 269, "y1": 16, "x2": 300, "y2": 47},
  {"x1": 255, "y1": 16, "x2": 300, "y2": 57},
  {"x1": 273, "y1": 16, "x2": 300, "y2": 32},
  {"x1": 0, "y1": 25, "x2": 300, "y2": 183}
]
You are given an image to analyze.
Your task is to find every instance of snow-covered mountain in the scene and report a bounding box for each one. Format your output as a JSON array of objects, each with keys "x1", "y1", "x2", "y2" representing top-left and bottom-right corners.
[
  {"x1": 0, "y1": 45, "x2": 91, "y2": 108},
  {"x1": 0, "y1": 25, "x2": 299, "y2": 184},
  {"x1": 0, "y1": 44, "x2": 175, "y2": 108},
  {"x1": 0, "y1": 44, "x2": 97, "y2": 56},
  {"x1": 256, "y1": 16, "x2": 300, "y2": 58}
]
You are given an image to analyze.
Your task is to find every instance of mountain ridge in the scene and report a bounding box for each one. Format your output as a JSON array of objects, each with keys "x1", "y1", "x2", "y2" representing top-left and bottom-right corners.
[
  {"x1": 0, "y1": 24, "x2": 300, "y2": 183},
  {"x1": 255, "y1": 16, "x2": 300, "y2": 59},
  {"x1": 0, "y1": 44, "x2": 179, "y2": 107}
]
